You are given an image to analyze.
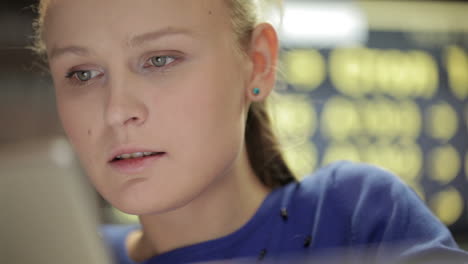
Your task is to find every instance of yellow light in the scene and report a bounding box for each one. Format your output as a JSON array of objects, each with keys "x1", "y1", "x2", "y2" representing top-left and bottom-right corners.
[
  {"x1": 361, "y1": 142, "x2": 422, "y2": 182},
  {"x1": 322, "y1": 142, "x2": 361, "y2": 166},
  {"x1": 379, "y1": 143, "x2": 400, "y2": 174},
  {"x1": 283, "y1": 49, "x2": 326, "y2": 91},
  {"x1": 321, "y1": 96, "x2": 360, "y2": 141},
  {"x1": 268, "y1": 94, "x2": 317, "y2": 178},
  {"x1": 428, "y1": 145, "x2": 461, "y2": 184},
  {"x1": 362, "y1": 143, "x2": 395, "y2": 175},
  {"x1": 329, "y1": 48, "x2": 438, "y2": 98},
  {"x1": 269, "y1": 94, "x2": 316, "y2": 143},
  {"x1": 426, "y1": 102, "x2": 458, "y2": 142},
  {"x1": 282, "y1": 142, "x2": 318, "y2": 179},
  {"x1": 361, "y1": 143, "x2": 380, "y2": 168},
  {"x1": 445, "y1": 46, "x2": 468, "y2": 101},
  {"x1": 321, "y1": 97, "x2": 423, "y2": 141},
  {"x1": 399, "y1": 100, "x2": 422, "y2": 140},
  {"x1": 329, "y1": 48, "x2": 370, "y2": 97},
  {"x1": 399, "y1": 142, "x2": 423, "y2": 181},
  {"x1": 360, "y1": 97, "x2": 401, "y2": 140},
  {"x1": 409, "y1": 51, "x2": 439, "y2": 99},
  {"x1": 430, "y1": 188, "x2": 464, "y2": 226},
  {"x1": 375, "y1": 49, "x2": 411, "y2": 98}
]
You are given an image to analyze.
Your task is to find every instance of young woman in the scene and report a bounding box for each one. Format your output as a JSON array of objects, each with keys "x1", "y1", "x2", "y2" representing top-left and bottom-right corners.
[{"x1": 33, "y1": 0, "x2": 467, "y2": 263}]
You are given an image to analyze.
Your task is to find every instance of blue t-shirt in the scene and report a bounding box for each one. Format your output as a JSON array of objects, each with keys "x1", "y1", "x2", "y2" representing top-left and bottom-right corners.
[{"x1": 101, "y1": 161, "x2": 468, "y2": 263}]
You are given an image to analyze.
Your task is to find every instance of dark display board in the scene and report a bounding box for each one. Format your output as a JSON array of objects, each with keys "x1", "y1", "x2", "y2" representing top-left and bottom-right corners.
[{"x1": 275, "y1": 31, "x2": 468, "y2": 232}]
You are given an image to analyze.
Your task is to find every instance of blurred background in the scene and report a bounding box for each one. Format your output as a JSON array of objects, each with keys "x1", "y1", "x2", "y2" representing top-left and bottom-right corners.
[{"x1": 1, "y1": 0, "x2": 467, "y2": 251}]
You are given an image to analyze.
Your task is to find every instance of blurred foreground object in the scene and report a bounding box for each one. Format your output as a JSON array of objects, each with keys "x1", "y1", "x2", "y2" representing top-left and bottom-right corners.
[{"x1": 0, "y1": 138, "x2": 112, "y2": 264}]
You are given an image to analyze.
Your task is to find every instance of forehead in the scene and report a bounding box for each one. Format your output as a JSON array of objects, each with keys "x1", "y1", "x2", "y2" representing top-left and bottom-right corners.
[{"x1": 43, "y1": 0, "x2": 232, "y2": 51}]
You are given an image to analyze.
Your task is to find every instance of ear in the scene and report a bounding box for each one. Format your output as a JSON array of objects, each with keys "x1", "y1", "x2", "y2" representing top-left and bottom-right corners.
[{"x1": 245, "y1": 23, "x2": 279, "y2": 102}]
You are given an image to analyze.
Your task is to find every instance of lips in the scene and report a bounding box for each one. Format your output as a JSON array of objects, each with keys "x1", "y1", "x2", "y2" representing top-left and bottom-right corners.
[
  {"x1": 111, "y1": 151, "x2": 164, "y2": 162},
  {"x1": 108, "y1": 147, "x2": 166, "y2": 174},
  {"x1": 108, "y1": 148, "x2": 165, "y2": 163}
]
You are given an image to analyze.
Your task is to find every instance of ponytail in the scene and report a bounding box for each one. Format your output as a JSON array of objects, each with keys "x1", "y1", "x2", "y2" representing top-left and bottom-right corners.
[{"x1": 245, "y1": 101, "x2": 297, "y2": 188}]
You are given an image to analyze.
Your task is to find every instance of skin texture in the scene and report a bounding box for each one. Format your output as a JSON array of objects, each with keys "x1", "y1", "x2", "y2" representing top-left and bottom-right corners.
[{"x1": 44, "y1": 0, "x2": 279, "y2": 260}]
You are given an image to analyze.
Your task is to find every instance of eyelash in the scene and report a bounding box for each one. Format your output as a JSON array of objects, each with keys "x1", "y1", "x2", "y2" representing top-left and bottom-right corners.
[
  {"x1": 64, "y1": 70, "x2": 100, "y2": 87},
  {"x1": 64, "y1": 55, "x2": 179, "y2": 87},
  {"x1": 143, "y1": 55, "x2": 178, "y2": 69}
]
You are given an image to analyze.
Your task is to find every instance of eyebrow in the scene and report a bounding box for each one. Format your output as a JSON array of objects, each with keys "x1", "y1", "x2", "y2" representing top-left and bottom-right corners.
[
  {"x1": 127, "y1": 27, "x2": 193, "y2": 48},
  {"x1": 49, "y1": 45, "x2": 91, "y2": 61},
  {"x1": 49, "y1": 28, "x2": 192, "y2": 61}
]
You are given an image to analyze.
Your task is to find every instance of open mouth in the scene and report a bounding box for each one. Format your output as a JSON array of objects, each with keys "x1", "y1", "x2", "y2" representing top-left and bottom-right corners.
[{"x1": 111, "y1": 152, "x2": 166, "y2": 162}]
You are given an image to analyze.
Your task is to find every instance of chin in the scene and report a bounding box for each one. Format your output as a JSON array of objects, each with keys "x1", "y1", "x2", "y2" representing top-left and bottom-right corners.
[{"x1": 109, "y1": 186, "x2": 199, "y2": 217}]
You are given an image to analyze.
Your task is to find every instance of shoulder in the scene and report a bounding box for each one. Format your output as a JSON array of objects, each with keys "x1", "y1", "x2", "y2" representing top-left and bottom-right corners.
[
  {"x1": 299, "y1": 160, "x2": 423, "y2": 226},
  {"x1": 296, "y1": 161, "x2": 425, "y2": 242},
  {"x1": 299, "y1": 160, "x2": 407, "y2": 203},
  {"x1": 312, "y1": 160, "x2": 402, "y2": 185},
  {"x1": 296, "y1": 161, "x2": 465, "y2": 257},
  {"x1": 290, "y1": 161, "x2": 411, "y2": 237}
]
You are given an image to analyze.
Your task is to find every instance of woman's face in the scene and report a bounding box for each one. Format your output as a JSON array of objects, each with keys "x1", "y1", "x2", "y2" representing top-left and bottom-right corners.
[{"x1": 44, "y1": 0, "x2": 252, "y2": 214}]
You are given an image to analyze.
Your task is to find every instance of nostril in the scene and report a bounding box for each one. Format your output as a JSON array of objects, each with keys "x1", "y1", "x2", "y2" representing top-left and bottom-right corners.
[{"x1": 124, "y1": 116, "x2": 141, "y2": 125}]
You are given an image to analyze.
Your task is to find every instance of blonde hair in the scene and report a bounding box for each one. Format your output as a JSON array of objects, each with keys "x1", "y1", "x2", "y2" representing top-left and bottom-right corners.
[
  {"x1": 32, "y1": 0, "x2": 296, "y2": 188},
  {"x1": 31, "y1": 0, "x2": 50, "y2": 62}
]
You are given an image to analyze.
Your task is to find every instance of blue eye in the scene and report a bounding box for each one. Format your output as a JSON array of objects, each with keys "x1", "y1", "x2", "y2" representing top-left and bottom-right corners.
[
  {"x1": 64, "y1": 69, "x2": 102, "y2": 87},
  {"x1": 149, "y1": 56, "x2": 176, "y2": 67},
  {"x1": 66, "y1": 70, "x2": 101, "y2": 82}
]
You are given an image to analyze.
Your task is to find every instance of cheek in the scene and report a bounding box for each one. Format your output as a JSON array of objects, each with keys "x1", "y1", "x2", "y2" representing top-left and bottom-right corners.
[
  {"x1": 56, "y1": 95, "x2": 99, "y2": 168},
  {"x1": 58, "y1": 100, "x2": 84, "y2": 135},
  {"x1": 58, "y1": 102, "x2": 82, "y2": 142},
  {"x1": 164, "y1": 61, "x2": 246, "y2": 168},
  {"x1": 56, "y1": 90, "x2": 100, "y2": 138},
  {"x1": 172, "y1": 58, "x2": 242, "y2": 126}
]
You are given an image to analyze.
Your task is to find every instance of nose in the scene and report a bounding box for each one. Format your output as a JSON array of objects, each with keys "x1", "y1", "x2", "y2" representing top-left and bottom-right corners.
[{"x1": 104, "y1": 75, "x2": 148, "y2": 128}]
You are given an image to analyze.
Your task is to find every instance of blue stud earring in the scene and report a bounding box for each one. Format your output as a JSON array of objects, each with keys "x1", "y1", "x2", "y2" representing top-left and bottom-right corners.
[{"x1": 253, "y1": 88, "x2": 261, "y2": 96}]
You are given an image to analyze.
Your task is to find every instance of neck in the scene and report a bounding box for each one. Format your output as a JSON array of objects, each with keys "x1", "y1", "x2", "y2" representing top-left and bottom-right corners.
[{"x1": 127, "y1": 147, "x2": 270, "y2": 262}]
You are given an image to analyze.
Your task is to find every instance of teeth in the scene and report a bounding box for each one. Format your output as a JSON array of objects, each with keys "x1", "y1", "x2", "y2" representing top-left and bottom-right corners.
[
  {"x1": 131, "y1": 152, "x2": 144, "y2": 158},
  {"x1": 121, "y1": 153, "x2": 131, "y2": 159},
  {"x1": 115, "y1": 152, "x2": 158, "y2": 160}
]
